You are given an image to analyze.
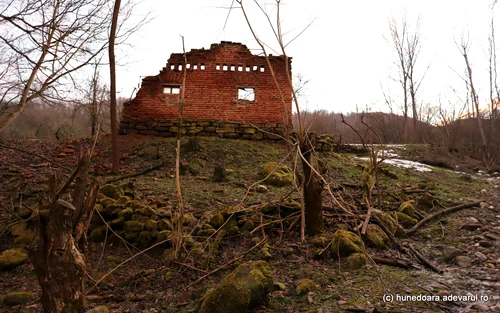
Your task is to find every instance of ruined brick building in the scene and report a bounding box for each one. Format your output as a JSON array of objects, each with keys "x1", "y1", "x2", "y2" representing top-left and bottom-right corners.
[{"x1": 120, "y1": 41, "x2": 292, "y2": 139}]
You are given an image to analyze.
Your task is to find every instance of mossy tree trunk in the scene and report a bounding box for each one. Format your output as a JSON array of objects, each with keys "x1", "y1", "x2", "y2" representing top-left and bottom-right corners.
[
  {"x1": 28, "y1": 151, "x2": 100, "y2": 313},
  {"x1": 300, "y1": 137, "x2": 324, "y2": 235}
]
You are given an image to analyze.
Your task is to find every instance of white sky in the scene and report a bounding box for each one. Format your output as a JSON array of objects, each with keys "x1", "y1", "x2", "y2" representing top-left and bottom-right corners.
[{"x1": 116, "y1": 0, "x2": 499, "y2": 115}]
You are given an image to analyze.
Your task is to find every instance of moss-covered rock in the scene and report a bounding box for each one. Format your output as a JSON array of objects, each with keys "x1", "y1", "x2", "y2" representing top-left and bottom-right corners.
[
  {"x1": 118, "y1": 207, "x2": 134, "y2": 220},
  {"x1": 13, "y1": 230, "x2": 34, "y2": 248},
  {"x1": 99, "y1": 197, "x2": 116, "y2": 208},
  {"x1": 138, "y1": 206, "x2": 156, "y2": 216},
  {"x1": 116, "y1": 196, "x2": 131, "y2": 205},
  {"x1": 158, "y1": 219, "x2": 173, "y2": 231},
  {"x1": 260, "y1": 202, "x2": 279, "y2": 214},
  {"x1": 198, "y1": 260, "x2": 274, "y2": 313},
  {"x1": 362, "y1": 224, "x2": 389, "y2": 249},
  {"x1": 198, "y1": 228, "x2": 217, "y2": 237},
  {"x1": 241, "y1": 220, "x2": 255, "y2": 232},
  {"x1": 131, "y1": 214, "x2": 149, "y2": 223},
  {"x1": 345, "y1": 253, "x2": 368, "y2": 270},
  {"x1": 0, "y1": 249, "x2": 28, "y2": 270},
  {"x1": 86, "y1": 305, "x2": 109, "y2": 313},
  {"x1": 311, "y1": 236, "x2": 329, "y2": 248},
  {"x1": 124, "y1": 232, "x2": 139, "y2": 242},
  {"x1": 124, "y1": 221, "x2": 145, "y2": 232},
  {"x1": 3, "y1": 292, "x2": 36, "y2": 306},
  {"x1": 100, "y1": 184, "x2": 124, "y2": 200},
  {"x1": 109, "y1": 217, "x2": 125, "y2": 229},
  {"x1": 280, "y1": 199, "x2": 301, "y2": 217},
  {"x1": 261, "y1": 162, "x2": 294, "y2": 187},
  {"x1": 145, "y1": 219, "x2": 158, "y2": 232},
  {"x1": 125, "y1": 200, "x2": 143, "y2": 211},
  {"x1": 375, "y1": 212, "x2": 406, "y2": 237},
  {"x1": 228, "y1": 225, "x2": 240, "y2": 236},
  {"x1": 90, "y1": 227, "x2": 106, "y2": 242},
  {"x1": 209, "y1": 213, "x2": 225, "y2": 228},
  {"x1": 331, "y1": 230, "x2": 364, "y2": 258},
  {"x1": 157, "y1": 230, "x2": 171, "y2": 242},
  {"x1": 182, "y1": 213, "x2": 198, "y2": 227},
  {"x1": 398, "y1": 200, "x2": 416, "y2": 218},
  {"x1": 395, "y1": 212, "x2": 418, "y2": 228},
  {"x1": 296, "y1": 278, "x2": 319, "y2": 295}
]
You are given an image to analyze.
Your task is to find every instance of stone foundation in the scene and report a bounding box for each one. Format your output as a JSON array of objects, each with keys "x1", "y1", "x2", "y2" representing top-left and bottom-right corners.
[{"x1": 119, "y1": 119, "x2": 288, "y2": 140}]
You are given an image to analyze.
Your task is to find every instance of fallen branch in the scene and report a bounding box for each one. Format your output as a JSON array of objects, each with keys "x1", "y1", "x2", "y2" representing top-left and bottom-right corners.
[
  {"x1": 407, "y1": 201, "x2": 481, "y2": 235},
  {"x1": 103, "y1": 161, "x2": 169, "y2": 184},
  {"x1": 406, "y1": 243, "x2": 443, "y2": 274},
  {"x1": 371, "y1": 256, "x2": 412, "y2": 269}
]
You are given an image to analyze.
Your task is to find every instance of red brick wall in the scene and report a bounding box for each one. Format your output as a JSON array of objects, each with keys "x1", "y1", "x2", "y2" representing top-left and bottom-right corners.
[{"x1": 122, "y1": 42, "x2": 293, "y2": 125}]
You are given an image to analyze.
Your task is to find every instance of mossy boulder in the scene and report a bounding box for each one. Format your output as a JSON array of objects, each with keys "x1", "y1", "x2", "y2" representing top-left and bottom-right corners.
[
  {"x1": 198, "y1": 260, "x2": 274, "y2": 313},
  {"x1": 209, "y1": 213, "x2": 225, "y2": 228},
  {"x1": 261, "y1": 162, "x2": 294, "y2": 187},
  {"x1": 3, "y1": 292, "x2": 36, "y2": 306},
  {"x1": 241, "y1": 220, "x2": 255, "y2": 232},
  {"x1": 13, "y1": 230, "x2": 34, "y2": 248},
  {"x1": 260, "y1": 202, "x2": 279, "y2": 214},
  {"x1": 109, "y1": 217, "x2": 125, "y2": 229},
  {"x1": 124, "y1": 221, "x2": 145, "y2": 232},
  {"x1": 280, "y1": 199, "x2": 301, "y2": 217},
  {"x1": 375, "y1": 212, "x2": 406, "y2": 237},
  {"x1": 331, "y1": 230, "x2": 364, "y2": 258},
  {"x1": 125, "y1": 200, "x2": 143, "y2": 211},
  {"x1": 116, "y1": 196, "x2": 131, "y2": 205},
  {"x1": 345, "y1": 253, "x2": 368, "y2": 270},
  {"x1": 197, "y1": 227, "x2": 217, "y2": 237},
  {"x1": 395, "y1": 212, "x2": 418, "y2": 228},
  {"x1": 0, "y1": 249, "x2": 28, "y2": 270},
  {"x1": 90, "y1": 227, "x2": 106, "y2": 242},
  {"x1": 157, "y1": 230, "x2": 171, "y2": 242},
  {"x1": 100, "y1": 184, "x2": 124, "y2": 200},
  {"x1": 362, "y1": 224, "x2": 389, "y2": 249},
  {"x1": 182, "y1": 213, "x2": 198, "y2": 226},
  {"x1": 295, "y1": 278, "x2": 319, "y2": 295},
  {"x1": 158, "y1": 219, "x2": 173, "y2": 231},
  {"x1": 137, "y1": 206, "x2": 156, "y2": 216},
  {"x1": 398, "y1": 200, "x2": 416, "y2": 218},
  {"x1": 99, "y1": 197, "x2": 116, "y2": 208},
  {"x1": 145, "y1": 219, "x2": 158, "y2": 232},
  {"x1": 118, "y1": 208, "x2": 134, "y2": 220},
  {"x1": 311, "y1": 236, "x2": 329, "y2": 248}
]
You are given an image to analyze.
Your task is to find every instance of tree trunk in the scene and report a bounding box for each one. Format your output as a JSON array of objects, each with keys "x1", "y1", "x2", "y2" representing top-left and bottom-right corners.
[
  {"x1": 300, "y1": 138, "x2": 323, "y2": 235},
  {"x1": 109, "y1": 0, "x2": 121, "y2": 174},
  {"x1": 28, "y1": 151, "x2": 99, "y2": 313}
]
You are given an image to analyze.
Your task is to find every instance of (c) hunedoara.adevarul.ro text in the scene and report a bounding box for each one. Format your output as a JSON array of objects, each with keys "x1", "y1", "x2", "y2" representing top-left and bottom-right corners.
[{"x1": 383, "y1": 294, "x2": 489, "y2": 302}]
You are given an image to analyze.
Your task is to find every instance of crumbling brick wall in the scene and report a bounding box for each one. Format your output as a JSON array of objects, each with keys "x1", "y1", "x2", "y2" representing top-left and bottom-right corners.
[{"x1": 120, "y1": 41, "x2": 293, "y2": 139}]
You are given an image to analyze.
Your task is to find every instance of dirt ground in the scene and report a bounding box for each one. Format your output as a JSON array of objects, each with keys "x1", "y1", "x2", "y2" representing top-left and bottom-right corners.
[{"x1": 0, "y1": 135, "x2": 499, "y2": 313}]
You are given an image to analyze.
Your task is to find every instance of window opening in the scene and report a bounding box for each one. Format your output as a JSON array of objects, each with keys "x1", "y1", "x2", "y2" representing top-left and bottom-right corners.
[
  {"x1": 200, "y1": 64, "x2": 206, "y2": 70},
  {"x1": 260, "y1": 66, "x2": 265, "y2": 72},
  {"x1": 223, "y1": 64, "x2": 228, "y2": 71},
  {"x1": 253, "y1": 65, "x2": 258, "y2": 71},
  {"x1": 238, "y1": 87, "x2": 255, "y2": 101},
  {"x1": 230, "y1": 64, "x2": 235, "y2": 71},
  {"x1": 216, "y1": 64, "x2": 221, "y2": 70},
  {"x1": 246, "y1": 66, "x2": 251, "y2": 72},
  {"x1": 163, "y1": 86, "x2": 180, "y2": 94},
  {"x1": 193, "y1": 64, "x2": 198, "y2": 70},
  {"x1": 238, "y1": 65, "x2": 243, "y2": 72}
]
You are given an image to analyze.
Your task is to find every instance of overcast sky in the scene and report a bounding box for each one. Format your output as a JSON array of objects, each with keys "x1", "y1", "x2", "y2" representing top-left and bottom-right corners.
[{"x1": 116, "y1": 1, "x2": 499, "y2": 115}]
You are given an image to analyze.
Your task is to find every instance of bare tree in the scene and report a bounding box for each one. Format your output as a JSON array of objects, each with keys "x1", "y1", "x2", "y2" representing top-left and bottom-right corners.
[
  {"x1": 388, "y1": 15, "x2": 425, "y2": 143},
  {"x1": 0, "y1": 0, "x2": 112, "y2": 133},
  {"x1": 457, "y1": 34, "x2": 488, "y2": 146},
  {"x1": 109, "y1": 0, "x2": 121, "y2": 174}
]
